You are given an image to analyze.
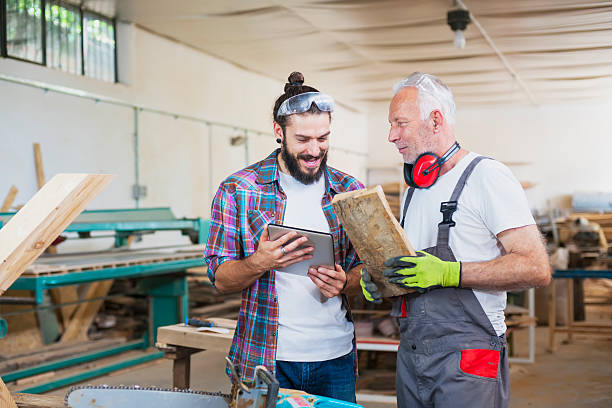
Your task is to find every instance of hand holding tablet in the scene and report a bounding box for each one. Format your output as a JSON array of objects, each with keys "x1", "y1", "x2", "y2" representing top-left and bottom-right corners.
[{"x1": 267, "y1": 223, "x2": 335, "y2": 276}]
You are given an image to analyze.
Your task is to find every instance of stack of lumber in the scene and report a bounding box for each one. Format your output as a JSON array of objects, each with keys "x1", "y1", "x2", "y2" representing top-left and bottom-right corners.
[
  {"x1": 573, "y1": 213, "x2": 612, "y2": 243},
  {"x1": 557, "y1": 213, "x2": 612, "y2": 245},
  {"x1": 187, "y1": 266, "x2": 242, "y2": 319}
]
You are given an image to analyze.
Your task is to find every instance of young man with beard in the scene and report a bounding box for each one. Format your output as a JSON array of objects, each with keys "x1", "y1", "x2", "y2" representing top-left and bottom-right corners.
[{"x1": 204, "y1": 72, "x2": 364, "y2": 402}]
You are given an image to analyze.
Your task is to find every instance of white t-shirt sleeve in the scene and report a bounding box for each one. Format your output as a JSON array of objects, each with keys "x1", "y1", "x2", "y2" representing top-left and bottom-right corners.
[{"x1": 473, "y1": 160, "x2": 535, "y2": 236}]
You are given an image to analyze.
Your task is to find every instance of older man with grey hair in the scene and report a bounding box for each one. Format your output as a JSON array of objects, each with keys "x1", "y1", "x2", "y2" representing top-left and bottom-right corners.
[{"x1": 360, "y1": 72, "x2": 551, "y2": 407}]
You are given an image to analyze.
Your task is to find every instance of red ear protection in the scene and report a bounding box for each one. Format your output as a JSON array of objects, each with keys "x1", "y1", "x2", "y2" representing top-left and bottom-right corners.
[
  {"x1": 411, "y1": 153, "x2": 441, "y2": 188},
  {"x1": 404, "y1": 142, "x2": 460, "y2": 188}
]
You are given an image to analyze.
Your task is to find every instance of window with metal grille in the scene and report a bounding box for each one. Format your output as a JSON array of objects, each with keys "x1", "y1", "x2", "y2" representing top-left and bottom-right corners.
[
  {"x1": 5, "y1": 0, "x2": 43, "y2": 63},
  {"x1": 83, "y1": 11, "x2": 114, "y2": 82},
  {"x1": 1, "y1": 0, "x2": 116, "y2": 82},
  {"x1": 45, "y1": 1, "x2": 81, "y2": 75}
]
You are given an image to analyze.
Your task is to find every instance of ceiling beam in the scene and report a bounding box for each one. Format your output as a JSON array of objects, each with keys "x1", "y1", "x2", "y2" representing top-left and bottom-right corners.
[{"x1": 458, "y1": 0, "x2": 538, "y2": 105}]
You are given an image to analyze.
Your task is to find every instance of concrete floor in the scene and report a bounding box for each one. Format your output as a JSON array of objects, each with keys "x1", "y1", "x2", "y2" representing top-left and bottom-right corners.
[{"x1": 45, "y1": 326, "x2": 612, "y2": 407}]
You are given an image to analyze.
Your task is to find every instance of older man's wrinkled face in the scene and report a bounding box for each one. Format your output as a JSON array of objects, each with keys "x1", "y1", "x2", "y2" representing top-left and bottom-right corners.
[{"x1": 388, "y1": 87, "x2": 436, "y2": 164}]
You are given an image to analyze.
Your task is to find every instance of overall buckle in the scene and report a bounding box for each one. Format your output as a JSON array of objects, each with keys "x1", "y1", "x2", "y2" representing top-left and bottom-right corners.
[{"x1": 439, "y1": 201, "x2": 458, "y2": 227}]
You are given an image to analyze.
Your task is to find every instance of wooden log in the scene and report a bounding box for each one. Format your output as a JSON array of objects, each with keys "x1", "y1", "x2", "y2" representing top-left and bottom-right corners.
[
  {"x1": 0, "y1": 186, "x2": 18, "y2": 213},
  {"x1": 332, "y1": 185, "x2": 416, "y2": 298},
  {"x1": 0, "y1": 174, "x2": 113, "y2": 294}
]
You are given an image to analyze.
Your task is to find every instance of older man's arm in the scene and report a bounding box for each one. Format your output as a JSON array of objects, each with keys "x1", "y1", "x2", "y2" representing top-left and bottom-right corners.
[{"x1": 460, "y1": 224, "x2": 551, "y2": 290}]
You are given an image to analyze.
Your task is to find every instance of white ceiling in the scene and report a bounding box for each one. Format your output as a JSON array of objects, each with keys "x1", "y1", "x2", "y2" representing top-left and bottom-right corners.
[{"x1": 86, "y1": 0, "x2": 612, "y2": 108}]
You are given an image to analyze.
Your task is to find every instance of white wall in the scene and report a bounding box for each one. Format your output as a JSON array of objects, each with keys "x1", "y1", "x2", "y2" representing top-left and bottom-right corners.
[
  {"x1": 367, "y1": 99, "x2": 612, "y2": 212},
  {"x1": 0, "y1": 23, "x2": 368, "y2": 250}
]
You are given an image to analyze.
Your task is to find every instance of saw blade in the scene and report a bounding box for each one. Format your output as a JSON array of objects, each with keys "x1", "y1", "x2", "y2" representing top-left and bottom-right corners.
[{"x1": 65, "y1": 384, "x2": 231, "y2": 408}]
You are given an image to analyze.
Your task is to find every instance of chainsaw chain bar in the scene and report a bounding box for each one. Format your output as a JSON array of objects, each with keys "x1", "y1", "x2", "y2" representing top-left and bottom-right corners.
[{"x1": 65, "y1": 384, "x2": 231, "y2": 406}]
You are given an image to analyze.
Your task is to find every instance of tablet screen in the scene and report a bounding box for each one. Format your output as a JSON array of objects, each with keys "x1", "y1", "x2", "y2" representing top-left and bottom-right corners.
[{"x1": 267, "y1": 223, "x2": 335, "y2": 276}]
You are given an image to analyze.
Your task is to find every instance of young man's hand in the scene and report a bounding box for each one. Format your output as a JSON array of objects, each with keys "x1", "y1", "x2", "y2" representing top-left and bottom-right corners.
[
  {"x1": 250, "y1": 225, "x2": 314, "y2": 274},
  {"x1": 308, "y1": 264, "x2": 346, "y2": 298}
]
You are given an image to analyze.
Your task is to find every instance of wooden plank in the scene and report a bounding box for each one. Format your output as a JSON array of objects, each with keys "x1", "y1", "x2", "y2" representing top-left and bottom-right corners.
[
  {"x1": 12, "y1": 393, "x2": 65, "y2": 408},
  {"x1": 23, "y1": 250, "x2": 202, "y2": 276},
  {"x1": 332, "y1": 185, "x2": 416, "y2": 298},
  {"x1": 189, "y1": 298, "x2": 242, "y2": 317},
  {"x1": 60, "y1": 280, "x2": 114, "y2": 342},
  {"x1": 32, "y1": 144, "x2": 45, "y2": 191},
  {"x1": 0, "y1": 338, "x2": 123, "y2": 372},
  {"x1": 0, "y1": 382, "x2": 17, "y2": 408},
  {"x1": 0, "y1": 174, "x2": 113, "y2": 294},
  {"x1": 0, "y1": 174, "x2": 111, "y2": 408},
  {"x1": 157, "y1": 321, "x2": 235, "y2": 353},
  {"x1": 0, "y1": 186, "x2": 18, "y2": 213},
  {"x1": 49, "y1": 285, "x2": 79, "y2": 326}
]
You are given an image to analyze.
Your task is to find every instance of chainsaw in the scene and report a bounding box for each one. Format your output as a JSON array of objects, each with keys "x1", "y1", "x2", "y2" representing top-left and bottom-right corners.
[{"x1": 65, "y1": 358, "x2": 364, "y2": 408}]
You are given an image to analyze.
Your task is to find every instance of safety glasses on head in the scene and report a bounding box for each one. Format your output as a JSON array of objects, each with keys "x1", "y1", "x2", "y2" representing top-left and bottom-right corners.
[{"x1": 276, "y1": 92, "x2": 335, "y2": 118}]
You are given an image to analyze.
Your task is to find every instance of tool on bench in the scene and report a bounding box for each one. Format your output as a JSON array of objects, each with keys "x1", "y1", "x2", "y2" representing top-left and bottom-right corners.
[
  {"x1": 65, "y1": 358, "x2": 363, "y2": 408},
  {"x1": 185, "y1": 317, "x2": 236, "y2": 329}
]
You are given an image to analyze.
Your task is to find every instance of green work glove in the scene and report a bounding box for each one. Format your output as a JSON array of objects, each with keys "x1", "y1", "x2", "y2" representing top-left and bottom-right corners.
[
  {"x1": 360, "y1": 267, "x2": 382, "y2": 304},
  {"x1": 383, "y1": 251, "x2": 461, "y2": 291}
]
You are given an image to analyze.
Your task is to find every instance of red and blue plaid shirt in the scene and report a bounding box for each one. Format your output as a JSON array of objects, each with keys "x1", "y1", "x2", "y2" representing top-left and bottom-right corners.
[{"x1": 204, "y1": 149, "x2": 364, "y2": 382}]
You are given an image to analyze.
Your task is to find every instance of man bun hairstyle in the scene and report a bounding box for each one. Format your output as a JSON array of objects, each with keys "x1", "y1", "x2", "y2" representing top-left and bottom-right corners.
[
  {"x1": 273, "y1": 71, "x2": 329, "y2": 134},
  {"x1": 284, "y1": 71, "x2": 305, "y2": 93}
]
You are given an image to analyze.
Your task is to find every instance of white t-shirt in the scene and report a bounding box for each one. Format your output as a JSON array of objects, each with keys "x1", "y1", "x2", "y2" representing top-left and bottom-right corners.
[
  {"x1": 275, "y1": 170, "x2": 354, "y2": 361},
  {"x1": 401, "y1": 152, "x2": 535, "y2": 335}
]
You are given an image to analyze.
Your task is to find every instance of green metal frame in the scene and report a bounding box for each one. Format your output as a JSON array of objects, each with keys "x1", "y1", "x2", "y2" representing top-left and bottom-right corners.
[
  {"x1": 2, "y1": 338, "x2": 147, "y2": 383},
  {"x1": 0, "y1": 207, "x2": 210, "y2": 393},
  {"x1": 3, "y1": 261, "x2": 198, "y2": 393},
  {"x1": 0, "y1": 207, "x2": 210, "y2": 246},
  {"x1": 10, "y1": 258, "x2": 203, "y2": 304},
  {"x1": 16, "y1": 351, "x2": 164, "y2": 394}
]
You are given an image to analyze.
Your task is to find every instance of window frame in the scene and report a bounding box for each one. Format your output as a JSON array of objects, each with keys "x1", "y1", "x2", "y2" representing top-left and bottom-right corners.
[
  {"x1": 82, "y1": 8, "x2": 117, "y2": 83},
  {"x1": 0, "y1": 0, "x2": 117, "y2": 82},
  {"x1": 3, "y1": 0, "x2": 47, "y2": 66},
  {"x1": 0, "y1": 0, "x2": 7, "y2": 58}
]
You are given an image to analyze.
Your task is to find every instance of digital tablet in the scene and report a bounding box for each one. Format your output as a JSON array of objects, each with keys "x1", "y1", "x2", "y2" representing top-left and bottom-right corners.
[{"x1": 267, "y1": 223, "x2": 335, "y2": 276}]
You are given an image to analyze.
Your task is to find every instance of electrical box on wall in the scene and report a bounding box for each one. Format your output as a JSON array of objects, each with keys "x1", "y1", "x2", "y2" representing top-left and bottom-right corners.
[{"x1": 132, "y1": 184, "x2": 148, "y2": 200}]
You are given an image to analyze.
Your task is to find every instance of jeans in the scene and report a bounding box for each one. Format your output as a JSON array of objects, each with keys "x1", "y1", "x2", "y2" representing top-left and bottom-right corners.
[{"x1": 275, "y1": 350, "x2": 356, "y2": 403}]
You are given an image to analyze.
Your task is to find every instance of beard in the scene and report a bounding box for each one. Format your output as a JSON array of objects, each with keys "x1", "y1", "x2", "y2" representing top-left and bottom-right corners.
[
  {"x1": 404, "y1": 123, "x2": 437, "y2": 164},
  {"x1": 281, "y1": 139, "x2": 328, "y2": 185}
]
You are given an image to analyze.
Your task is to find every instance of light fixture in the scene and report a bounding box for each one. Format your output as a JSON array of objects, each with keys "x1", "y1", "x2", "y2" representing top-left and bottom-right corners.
[
  {"x1": 230, "y1": 135, "x2": 246, "y2": 146},
  {"x1": 447, "y1": 6, "x2": 470, "y2": 49}
]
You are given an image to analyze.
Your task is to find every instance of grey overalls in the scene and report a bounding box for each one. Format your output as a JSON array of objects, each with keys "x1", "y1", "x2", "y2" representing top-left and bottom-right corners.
[{"x1": 392, "y1": 156, "x2": 510, "y2": 408}]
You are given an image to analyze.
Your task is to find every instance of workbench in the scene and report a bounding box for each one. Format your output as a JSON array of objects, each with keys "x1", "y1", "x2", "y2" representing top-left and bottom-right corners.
[
  {"x1": 155, "y1": 319, "x2": 399, "y2": 404},
  {"x1": 548, "y1": 269, "x2": 612, "y2": 351},
  {"x1": 156, "y1": 319, "x2": 235, "y2": 389}
]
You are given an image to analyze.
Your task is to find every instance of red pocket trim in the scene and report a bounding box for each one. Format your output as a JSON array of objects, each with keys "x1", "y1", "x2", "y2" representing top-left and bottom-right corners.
[{"x1": 460, "y1": 349, "x2": 499, "y2": 379}]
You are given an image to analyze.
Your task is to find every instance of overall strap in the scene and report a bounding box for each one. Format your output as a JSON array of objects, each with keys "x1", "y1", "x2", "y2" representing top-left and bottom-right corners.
[
  {"x1": 436, "y1": 156, "x2": 491, "y2": 248},
  {"x1": 399, "y1": 187, "x2": 416, "y2": 229}
]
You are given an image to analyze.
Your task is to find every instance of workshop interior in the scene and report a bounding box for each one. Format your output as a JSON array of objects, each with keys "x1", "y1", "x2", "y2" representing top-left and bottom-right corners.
[{"x1": 0, "y1": 1, "x2": 611, "y2": 407}]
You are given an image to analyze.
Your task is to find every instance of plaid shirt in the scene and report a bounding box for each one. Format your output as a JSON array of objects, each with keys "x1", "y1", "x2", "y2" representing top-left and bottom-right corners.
[{"x1": 204, "y1": 149, "x2": 364, "y2": 382}]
